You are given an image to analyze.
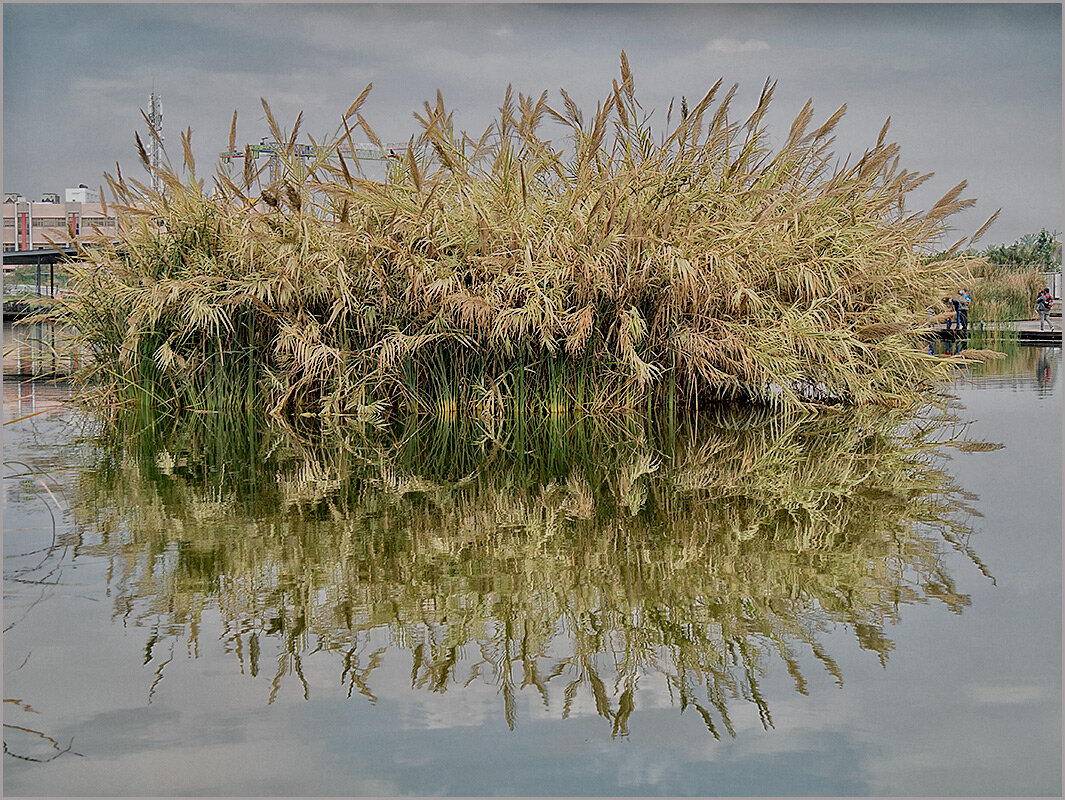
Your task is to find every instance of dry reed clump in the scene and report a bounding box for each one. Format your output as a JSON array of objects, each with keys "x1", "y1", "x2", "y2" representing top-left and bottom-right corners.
[{"x1": 51, "y1": 54, "x2": 990, "y2": 421}]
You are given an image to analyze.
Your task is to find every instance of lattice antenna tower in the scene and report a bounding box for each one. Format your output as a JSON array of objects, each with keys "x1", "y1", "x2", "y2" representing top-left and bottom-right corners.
[{"x1": 147, "y1": 91, "x2": 164, "y2": 193}]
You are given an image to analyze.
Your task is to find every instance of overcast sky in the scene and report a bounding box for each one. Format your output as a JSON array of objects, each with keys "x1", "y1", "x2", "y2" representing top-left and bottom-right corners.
[{"x1": 4, "y1": 3, "x2": 1061, "y2": 248}]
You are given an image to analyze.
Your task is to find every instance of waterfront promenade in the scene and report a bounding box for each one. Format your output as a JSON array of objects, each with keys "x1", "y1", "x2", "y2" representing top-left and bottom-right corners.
[{"x1": 930, "y1": 317, "x2": 1062, "y2": 344}]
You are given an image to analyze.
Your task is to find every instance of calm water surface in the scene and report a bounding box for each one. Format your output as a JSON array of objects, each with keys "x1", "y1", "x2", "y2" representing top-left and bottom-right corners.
[{"x1": 3, "y1": 346, "x2": 1061, "y2": 796}]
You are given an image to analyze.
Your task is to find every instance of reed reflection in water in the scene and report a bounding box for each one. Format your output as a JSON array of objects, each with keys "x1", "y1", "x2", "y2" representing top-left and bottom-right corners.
[{"x1": 71, "y1": 405, "x2": 992, "y2": 738}]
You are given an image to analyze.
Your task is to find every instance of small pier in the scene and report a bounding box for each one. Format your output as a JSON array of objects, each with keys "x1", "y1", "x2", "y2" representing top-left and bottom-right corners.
[{"x1": 928, "y1": 318, "x2": 1061, "y2": 345}]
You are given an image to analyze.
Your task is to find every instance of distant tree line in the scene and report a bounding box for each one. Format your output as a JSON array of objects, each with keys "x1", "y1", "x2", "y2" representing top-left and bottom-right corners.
[{"x1": 977, "y1": 228, "x2": 1061, "y2": 272}]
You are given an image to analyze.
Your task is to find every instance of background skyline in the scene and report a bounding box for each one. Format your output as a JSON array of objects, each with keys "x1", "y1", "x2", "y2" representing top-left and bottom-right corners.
[{"x1": 4, "y1": 2, "x2": 1061, "y2": 249}]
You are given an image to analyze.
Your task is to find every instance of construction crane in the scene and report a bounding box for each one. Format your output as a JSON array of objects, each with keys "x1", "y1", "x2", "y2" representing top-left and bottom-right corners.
[{"x1": 219, "y1": 139, "x2": 404, "y2": 185}]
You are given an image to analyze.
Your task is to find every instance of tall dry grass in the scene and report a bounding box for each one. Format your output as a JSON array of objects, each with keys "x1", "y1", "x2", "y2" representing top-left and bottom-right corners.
[
  {"x1": 969, "y1": 262, "x2": 1047, "y2": 325},
  {"x1": 49, "y1": 55, "x2": 987, "y2": 420}
]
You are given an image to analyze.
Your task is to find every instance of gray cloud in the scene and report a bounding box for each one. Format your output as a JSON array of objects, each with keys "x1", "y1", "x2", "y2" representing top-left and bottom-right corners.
[{"x1": 708, "y1": 37, "x2": 770, "y2": 53}]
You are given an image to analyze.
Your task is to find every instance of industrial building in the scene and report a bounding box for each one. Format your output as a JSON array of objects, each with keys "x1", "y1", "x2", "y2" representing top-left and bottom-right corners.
[{"x1": 3, "y1": 188, "x2": 120, "y2": 253}]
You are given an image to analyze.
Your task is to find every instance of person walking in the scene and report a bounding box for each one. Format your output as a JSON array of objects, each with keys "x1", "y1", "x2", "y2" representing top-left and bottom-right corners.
[{"x1": 1036, "y1": 287, "x2": 1055, "y2": 331}]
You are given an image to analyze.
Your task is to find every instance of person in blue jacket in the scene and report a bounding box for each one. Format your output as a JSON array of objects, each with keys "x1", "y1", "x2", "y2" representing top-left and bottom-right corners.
[{"x1": 956, "y1": 290, "x2": 971, "y2": 332}]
